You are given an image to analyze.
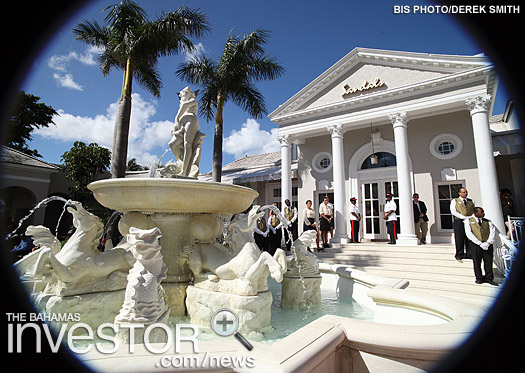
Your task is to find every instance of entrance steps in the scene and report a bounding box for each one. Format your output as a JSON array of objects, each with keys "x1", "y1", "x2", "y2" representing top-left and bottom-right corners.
[{"x1": 315, "y1": 243, "x2": 504, "y2": 310}]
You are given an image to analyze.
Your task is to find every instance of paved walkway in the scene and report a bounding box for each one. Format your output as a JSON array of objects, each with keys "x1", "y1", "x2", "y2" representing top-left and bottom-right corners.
[{"x1": 314, "y1": 241, "x2": 504, "y2": 310}]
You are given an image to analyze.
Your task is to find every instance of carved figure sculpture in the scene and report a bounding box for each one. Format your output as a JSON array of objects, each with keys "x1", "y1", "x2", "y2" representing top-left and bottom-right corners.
[
  {"x1": 286, "y1": 230, "x2": 320, "y2": 278},
  {"x1": 30, "y1": 201, "x2": 135, "y2": 285},
  {"x1": 180, "y1": 206, "x2": 287, "y2": 295},
  {"x1": 14, "y1": 225, "x2": 62, "y2": 278},
  {"x1": 115, "y1": 227, "x2": 169, "y2": 324},
  {"x1": 165, "y1": 86, "x2": 206, "y2": 178}
]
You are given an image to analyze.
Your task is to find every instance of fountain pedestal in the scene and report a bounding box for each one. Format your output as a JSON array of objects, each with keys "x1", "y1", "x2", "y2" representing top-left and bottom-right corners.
[
  {"x1": 88, "y1": 178, "x2": 260, "y2": 317},
  {"x1": 281, "y1": 276, "x2": 322, "y2": 309},
  {"x1": 185, "y1": 286, "x2": 272, "y2": 340}
]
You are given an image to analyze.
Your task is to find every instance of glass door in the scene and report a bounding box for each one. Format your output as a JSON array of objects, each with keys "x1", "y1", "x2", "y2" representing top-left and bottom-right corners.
[
  {"x1": 361, "y1": 179, "x2": 399, "y2": 240},
  {"x1": 361, "y1": 182, "x2": 383, "y2": 240}
]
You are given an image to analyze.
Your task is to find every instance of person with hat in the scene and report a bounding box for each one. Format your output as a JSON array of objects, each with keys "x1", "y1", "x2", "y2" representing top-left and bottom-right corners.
[
  {"x1": 463, "y1": 207, "x2": 498, "y2": 286},
  {"x1": 412, "y1": 193, "x2": 429, "y2": 244},
  {"x1": 349, "y1": 197, "x2": 361, "y2": 243},
  {"x1": 384, "y1": 193, "x2": 397, "y2": 244}
]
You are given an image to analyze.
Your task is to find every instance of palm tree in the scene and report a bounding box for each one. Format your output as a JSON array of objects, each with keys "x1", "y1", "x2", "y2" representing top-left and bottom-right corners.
[
  {"x1": 73, "y1": 0, "x2": 209, "y2": 178},
  {"x1": 176, "y1": 29, "x2": 284, "y2": 182}
]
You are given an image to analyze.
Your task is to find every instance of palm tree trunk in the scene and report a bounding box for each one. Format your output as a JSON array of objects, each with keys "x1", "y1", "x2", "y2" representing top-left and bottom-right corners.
[
  {"x1": 212, "y1": 93, "x2": 225, "y2": 182},
  {"x1": 111, "y1": 59, "x2": 134, "y2": 179}
]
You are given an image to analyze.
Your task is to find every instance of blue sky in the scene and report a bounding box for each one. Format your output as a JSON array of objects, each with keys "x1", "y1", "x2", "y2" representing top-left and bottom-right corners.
[{"x1": 22, "y1": 0, "x2": 510, "y2": 173}]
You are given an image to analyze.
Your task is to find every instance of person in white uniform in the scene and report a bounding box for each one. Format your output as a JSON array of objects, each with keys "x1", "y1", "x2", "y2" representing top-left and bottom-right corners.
[
  {"x1": 463, "y1": 207, "x2": 498, "y2": 286},
  {"x1": 349, "y1": 197, "x2": 361, "y2": 243},
  {"x1": 384, "y1": 193, "x2": 397, "y2": 245},
  {"x1": 450, "y1": 187, "x2": 476, "y2": 260}
]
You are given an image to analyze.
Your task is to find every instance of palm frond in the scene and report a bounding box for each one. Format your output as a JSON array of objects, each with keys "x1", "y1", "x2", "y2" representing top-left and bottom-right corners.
[
  {"x1": 134, "y1": 64, "x2": 162, "y2": 98},
  {"x1": 229, "y1": 83, "x2": 267, "y2": 118},
  {"x1": 73, "y1": 20, "x2": 111, "y2": 47}
]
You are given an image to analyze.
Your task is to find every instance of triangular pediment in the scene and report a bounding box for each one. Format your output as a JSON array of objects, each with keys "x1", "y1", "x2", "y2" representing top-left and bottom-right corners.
[{"x1": 269, "y1": 48, "x2": 492, "y2": 121}]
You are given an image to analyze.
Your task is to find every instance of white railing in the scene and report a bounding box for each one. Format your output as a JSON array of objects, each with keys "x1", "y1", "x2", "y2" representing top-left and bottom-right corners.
[
  {"x1": 507, "y1": 216, "x2": 524, "y2": 246},
  {"x1": 493, "y1": 216, "x2": 523, "y2": 278}
]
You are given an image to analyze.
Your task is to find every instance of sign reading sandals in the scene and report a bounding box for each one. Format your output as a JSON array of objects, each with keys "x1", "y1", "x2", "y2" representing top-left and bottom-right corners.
[{"x1": 342, "y1": 77, "x2": 385, "y2": 97}]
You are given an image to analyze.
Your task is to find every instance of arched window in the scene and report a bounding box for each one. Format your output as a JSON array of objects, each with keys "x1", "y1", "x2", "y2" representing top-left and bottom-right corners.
[{"x1": 360, "y1": 152, "x2": 396, "y2": 169}]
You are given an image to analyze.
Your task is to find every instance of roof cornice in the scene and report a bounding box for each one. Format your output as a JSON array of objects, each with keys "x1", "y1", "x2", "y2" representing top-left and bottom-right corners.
[{"x1": 269, "y1": 47, "x2": 493, "y2": 121}]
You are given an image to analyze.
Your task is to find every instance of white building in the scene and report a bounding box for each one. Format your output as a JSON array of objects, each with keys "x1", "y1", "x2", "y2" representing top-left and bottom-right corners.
[{"x1": 267, "y1": 47, "x2": 523, "y2": 245}]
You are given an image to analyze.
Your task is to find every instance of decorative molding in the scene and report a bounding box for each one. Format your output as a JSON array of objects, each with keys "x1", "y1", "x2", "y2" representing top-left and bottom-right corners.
[
  {"x1": 268, "y1": 47, "x2": 493, "y2": 121},
  {"x1": 277, "y1": 134, "x2": 292, "y2": 146},
  {"x1": 388, "y1": 112, "x2": 408, "y2": 129},
  {"x1": 327, "y1": 124, "x2": 345, "y2": 138},
  {"x1": 465, "y1": 95, "x2": 492, "y2": 115}
]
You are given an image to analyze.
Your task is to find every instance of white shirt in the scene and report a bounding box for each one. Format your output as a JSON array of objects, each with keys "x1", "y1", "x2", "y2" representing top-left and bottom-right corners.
[
  {"x1": 384, "y1": 200, "x2": 397, "y2": 221},
  {"x1": 319, "y1": 202, "x2": 333, "y2": 216},
  {"x1": 349, "y1": 203, "x2": 360, "y2": 221},
  {"x1": 464, "y1": 218, "x2": 496, "y2": 246},
  {"x1": 450, "y1": 198, "x2": 477, "y2": 220},
  {"x1": 303, "y1": 207, "x2": 316, "y2": 225}
]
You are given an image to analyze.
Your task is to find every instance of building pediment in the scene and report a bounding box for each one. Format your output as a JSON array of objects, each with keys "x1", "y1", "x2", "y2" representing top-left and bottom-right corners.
[{"x1": 269, "y1": 48, "x2": 494, "y2": 123}]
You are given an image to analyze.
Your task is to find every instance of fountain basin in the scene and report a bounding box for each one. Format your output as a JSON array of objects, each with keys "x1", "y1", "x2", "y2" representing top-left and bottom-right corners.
[
  {"x1": 88, "y1": 178, "x2": 258, "y2": 214},
  {"x1": 79, "y1": 263, "x2": 483, "y2": 372}
]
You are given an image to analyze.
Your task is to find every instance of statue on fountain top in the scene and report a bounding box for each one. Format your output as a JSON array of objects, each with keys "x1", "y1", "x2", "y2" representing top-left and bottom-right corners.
[{"x1": 162, "y1": 86, "x2": 206, "y2": 178}]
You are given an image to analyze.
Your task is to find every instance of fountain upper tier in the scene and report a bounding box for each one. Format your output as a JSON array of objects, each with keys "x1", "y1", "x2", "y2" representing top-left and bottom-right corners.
[{"x1": 88, "y1": 178, "x2": 259, "y2": 214}]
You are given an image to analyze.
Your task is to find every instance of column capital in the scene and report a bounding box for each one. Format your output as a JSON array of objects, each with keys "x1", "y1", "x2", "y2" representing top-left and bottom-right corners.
[
  {"x1": 388, "y1": 112, "x2": 408, "y2": 129},
  {"x1": 277, "y1": 134, "x2": 292, "y2": 146},
  {"x1": 465, "y1": 95, "x2": 492, "y2": 116},
  {"x1": 327, "y1": 124, "x2": 345, "y2": 138}
]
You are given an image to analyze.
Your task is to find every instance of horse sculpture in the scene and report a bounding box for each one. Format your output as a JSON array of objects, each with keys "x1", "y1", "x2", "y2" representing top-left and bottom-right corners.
[
  {"x1": 30, "y1": 201, "x2": 135, "y2": 289},
  {"x1": 180, "y1": 205, "x2": 287, "y2": 296}
]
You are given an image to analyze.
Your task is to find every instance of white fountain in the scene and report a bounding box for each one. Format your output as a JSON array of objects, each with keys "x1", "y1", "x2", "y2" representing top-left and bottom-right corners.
[{"x1": 12, "y1": 87, "x2": 484, "y2": 372}]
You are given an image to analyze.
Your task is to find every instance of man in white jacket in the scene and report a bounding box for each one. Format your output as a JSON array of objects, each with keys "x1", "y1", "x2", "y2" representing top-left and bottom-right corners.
[{"x1": 463, "y1": 207, "x2": 498, "y2": 286}]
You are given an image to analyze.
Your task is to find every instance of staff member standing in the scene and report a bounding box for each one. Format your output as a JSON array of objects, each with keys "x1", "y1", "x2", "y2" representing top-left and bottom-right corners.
[
  {"x1": 464, "y1": 207, "x2": 498, "y2": 286},
  {"x1": 450, "y1": 187, "x2": 476, "y2": 261},
  {"x1": 253, "y1": 214, "x2": 269, "y2": 252},
  {"x1": 384, "y1": 193, "x2": 397, "y2": 245},
  {"x1": 303, "y1": 200, "x2": 320, "y2": 251},
  {"x1": 319, "y1": 196, "x2": 333, "y2": 249},
  {"x1": 412, "y1": 193, "x2": 429, "y2": 244},
  {"x1": 349, "y1": 197, "x2": 361, "y2": 243},
  {"x1": 268, "y1": 206, "x2": 283, "y2": 256},
  {"x1": 283, "y1": 199, "x2": 298, "y2": 251}
]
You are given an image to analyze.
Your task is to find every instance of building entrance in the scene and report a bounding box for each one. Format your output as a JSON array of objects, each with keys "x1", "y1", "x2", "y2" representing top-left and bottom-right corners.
[{"x1": 360, "y1": 179, "x2": 401, "y2": 241}]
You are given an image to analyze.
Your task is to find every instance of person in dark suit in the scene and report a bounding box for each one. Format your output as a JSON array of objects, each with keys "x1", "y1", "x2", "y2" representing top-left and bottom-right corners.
[{"x1": 412, "y1": 193, "x2": 429, "y2": 244}]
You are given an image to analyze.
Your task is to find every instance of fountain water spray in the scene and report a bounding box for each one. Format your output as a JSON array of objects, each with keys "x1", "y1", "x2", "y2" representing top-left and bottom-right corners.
[
  {"x1": 258, "y1": 204, "x2": 311, "y2": 314},
  {"x1": 6, "y1": 196, "x2": 72, "y2": 239}
]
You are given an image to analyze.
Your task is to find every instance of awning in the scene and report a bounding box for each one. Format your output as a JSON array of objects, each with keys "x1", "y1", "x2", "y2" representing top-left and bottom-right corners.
[{"x1": 199, "y1": 164, "x2": 297, "y2": 184}]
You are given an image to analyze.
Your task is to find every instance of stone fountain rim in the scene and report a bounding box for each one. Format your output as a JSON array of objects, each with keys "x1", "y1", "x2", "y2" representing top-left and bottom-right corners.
[
  {"x1": 88, "y1": 177, "x2": 258, "y2": 193},
  {"x1": 87, "y1": 177, "x2": 259, "y2": 214}
]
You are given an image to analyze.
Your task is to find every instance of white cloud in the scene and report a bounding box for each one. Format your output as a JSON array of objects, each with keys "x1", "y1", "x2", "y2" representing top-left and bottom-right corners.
[
  {"x1": 53, "y1": 73, "x2": 83, "y2": 91},
  {"x1": 223, "y1": 119, "x2": 280, "y2": 159},
  {"x1": 184, "y1": 42, "x2": 206, "y2": 61},
  {"x1": 48, "y1": 46, "x2": 102, "y2": 90},
  {"x1": 34, "y1": 93, "x2": 173, "y2": 167}
]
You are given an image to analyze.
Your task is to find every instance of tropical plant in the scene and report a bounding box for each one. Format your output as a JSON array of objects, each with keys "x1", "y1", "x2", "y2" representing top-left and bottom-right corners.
[
  {"x1": 5, "y1": 91, "x2": 57, "y2": 157},
  {"x1": 73, "y1": 0, "x2": 209, "y2": 178},
  {"x1": 176, "y1": 29, "x2": 284, "y2": 182},
  {"x1": 61, "y1": 141, "x2": 111, "y2": 202}
]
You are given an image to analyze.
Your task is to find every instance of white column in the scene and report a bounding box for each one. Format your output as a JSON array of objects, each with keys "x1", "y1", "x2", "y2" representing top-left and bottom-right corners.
[
  {"x1": 327, "y1": 125, "x2": 349, "y2": 244},
  {"x1": 388, "y1": 112, "x2": 418, "y2": 246},
  {"x1": 466, "y1": 95, "x2": 505, "y2": 232},
  {"x1": 277, "y1": 134, "x2": 292, "y2": 209}
]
